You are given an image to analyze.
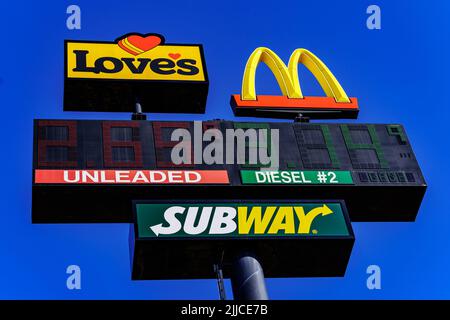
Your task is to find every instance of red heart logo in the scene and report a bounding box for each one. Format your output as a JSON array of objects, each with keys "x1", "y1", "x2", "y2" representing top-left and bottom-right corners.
[
  {"x1": 118, "y1": 34, "x2": 162, "y2": 55},
  {"x1": 169, "y1": 53, "x2": 181, "y2": 60}
]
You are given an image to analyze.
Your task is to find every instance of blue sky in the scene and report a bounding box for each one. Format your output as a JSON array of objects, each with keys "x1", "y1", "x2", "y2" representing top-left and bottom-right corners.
[{"x1": 0, "y1": 0, "x2": 449, "y2": 299}]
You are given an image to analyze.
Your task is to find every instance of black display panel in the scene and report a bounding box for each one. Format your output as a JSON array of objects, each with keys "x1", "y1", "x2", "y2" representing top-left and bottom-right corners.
[{"x1": 32, "y1": 120, "x2": 426, "y2": 222}]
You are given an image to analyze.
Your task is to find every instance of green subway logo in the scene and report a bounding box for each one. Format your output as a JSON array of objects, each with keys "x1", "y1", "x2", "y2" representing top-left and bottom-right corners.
[{"x1": 135, "y1": 202, "x2": 350, "y2": 238}]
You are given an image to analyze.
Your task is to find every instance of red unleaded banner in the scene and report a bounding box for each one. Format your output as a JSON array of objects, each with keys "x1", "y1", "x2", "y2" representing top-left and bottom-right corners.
[{"x1": 34, "y1": 170, "x2": 229, "y2": 184}]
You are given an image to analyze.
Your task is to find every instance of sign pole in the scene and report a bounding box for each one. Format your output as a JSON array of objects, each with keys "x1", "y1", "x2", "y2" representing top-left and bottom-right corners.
[
  {"x1": 230, "y1": 251, "x2": 269, "y2": 300},
  {"x1": 213, "y1": 264, "x2": 227, "y2": 300},
  {"x1": 132, "y1": 100, "x2": 147, "y2": 120}
]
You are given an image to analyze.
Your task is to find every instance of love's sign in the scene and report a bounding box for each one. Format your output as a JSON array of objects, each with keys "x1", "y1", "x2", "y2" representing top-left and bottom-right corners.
[{"x1": 64, "y1": 33, "x2": 209, "y2": 113}]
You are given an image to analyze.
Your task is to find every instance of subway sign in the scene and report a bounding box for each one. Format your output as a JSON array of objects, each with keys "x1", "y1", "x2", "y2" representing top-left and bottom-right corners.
[
  {"x1": 32, "y1": 119, "x2": 426, "y2": 223},
  {"x1": 64, "y1": 33, "x2": 208, "y2": 113},
  {"x1": 136, "y1": 203, "x2": 350, "y2": 237},
  {"x1": 131, "y1": 200, "x2": 354, "y2": 279}
]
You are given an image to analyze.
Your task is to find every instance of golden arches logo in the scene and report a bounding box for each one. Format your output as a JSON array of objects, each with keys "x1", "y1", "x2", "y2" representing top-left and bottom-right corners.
[{"x1": 231, "y1": 47, "x2": 359, "y2": 120}]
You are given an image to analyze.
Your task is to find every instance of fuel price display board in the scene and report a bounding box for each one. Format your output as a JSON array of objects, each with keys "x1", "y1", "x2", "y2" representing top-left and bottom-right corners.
[{"x1": 32, "y1": 119, "x2": 426, "y2": 223}]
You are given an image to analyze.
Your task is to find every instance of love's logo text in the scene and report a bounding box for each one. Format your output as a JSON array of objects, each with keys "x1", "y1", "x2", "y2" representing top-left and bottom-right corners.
[{"x1": 66, "y1": 33, "x2": 206, "y2": 81}]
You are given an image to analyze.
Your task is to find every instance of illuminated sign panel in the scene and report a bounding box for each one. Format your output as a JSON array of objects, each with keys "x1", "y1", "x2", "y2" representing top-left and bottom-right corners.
[
  {"x1": 135, "y1": 203, "x2": 350, "y2": 237},
  {"x1": 240, "y1": 170, "x2": 354, "y2": 184},
  {"x1": 64, "y1": 33, "x2": 208, "y2": 113},
  {"x1": 34, "y1": 170, "x2": 229, "y2": 184},
  {"x1": 32, "y1": 120, "x2": 426, "y2": 223},
  {"x1": 230, "y1": 48, "x2": 358, "y2": 119},
  {"x1": 66, "y1": 42, "x2": 205, "y2": 81},
  {"x1": 131, "y1": 200, "x2": 354, "y2": 279}
]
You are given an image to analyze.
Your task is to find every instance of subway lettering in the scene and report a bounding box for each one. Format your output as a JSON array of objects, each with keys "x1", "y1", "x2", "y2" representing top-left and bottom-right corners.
[{"x1": 146, "y1": 205, "x2": 334, "y2": 237}]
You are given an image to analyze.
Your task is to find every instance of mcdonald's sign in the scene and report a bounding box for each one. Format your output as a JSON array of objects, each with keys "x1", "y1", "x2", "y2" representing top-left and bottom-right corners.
[{"x1": 230, "y1": 48, "x2": 359, "y2": 119}]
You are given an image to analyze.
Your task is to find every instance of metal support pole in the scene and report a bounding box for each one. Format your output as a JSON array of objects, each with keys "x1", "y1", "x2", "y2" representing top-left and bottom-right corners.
[
  {"x1": 230, "y1": 252, "x2": 268, "y2": 300},
  {"x1": 132, "y1": 101, "x2": 147, "y2": 120},
  {"x1": 135, "y1": 101, "x2": 143, "y2": 114},
  {"x1": 214, "y1": 264, "x2": 227, "y2": 300}
]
